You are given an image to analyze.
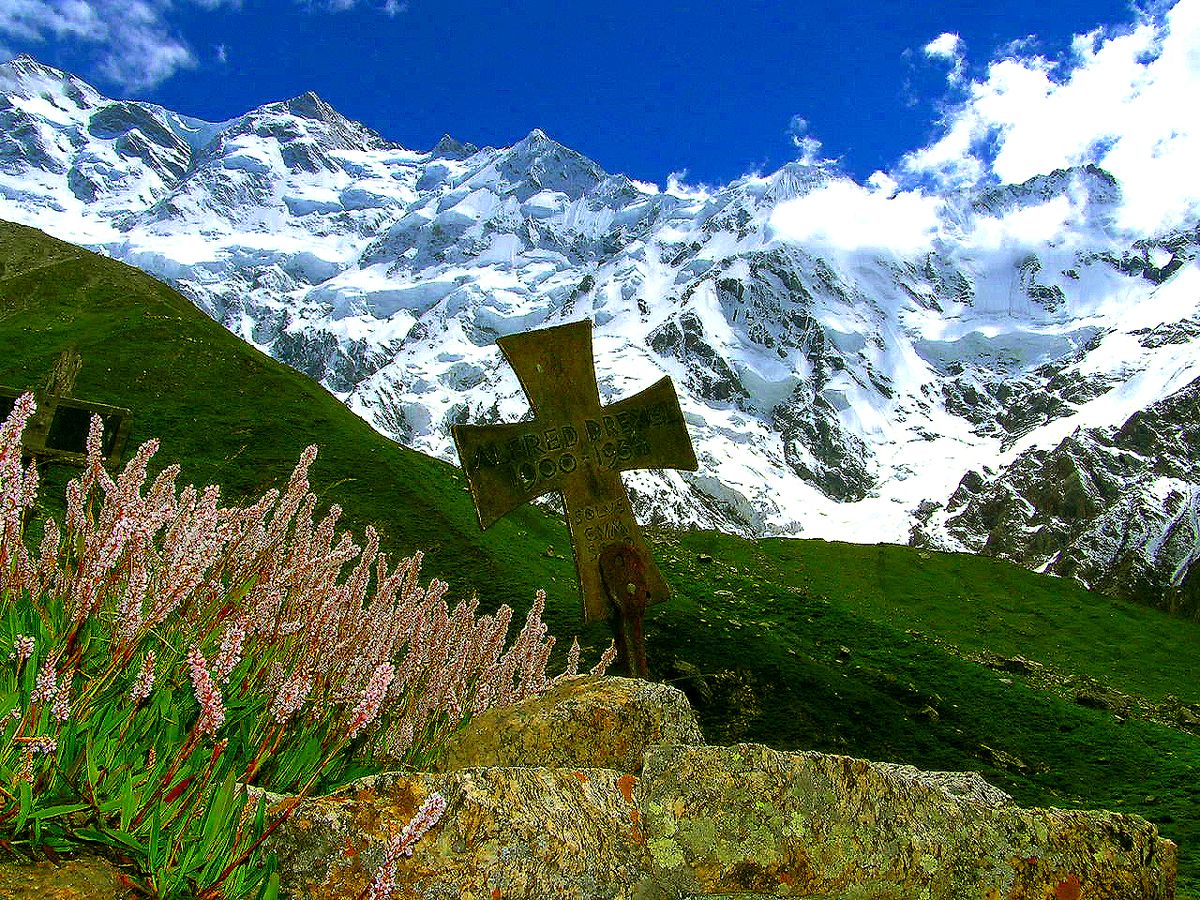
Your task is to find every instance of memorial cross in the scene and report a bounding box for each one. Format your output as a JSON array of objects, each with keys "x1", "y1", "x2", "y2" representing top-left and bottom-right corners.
[{"x1": 451, "y1": 319, "x2": 697, "y2": 677}]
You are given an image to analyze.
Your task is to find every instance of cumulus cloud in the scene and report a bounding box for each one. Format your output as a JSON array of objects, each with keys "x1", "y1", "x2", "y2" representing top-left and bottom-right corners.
[
  {"x1": 923, "y1": 31, "x2": 966, "y2": 84},
  {"x1": 787, "y1": 116, "x2": 825, "y2": 165},
  {"x1": 302, "y1": 0, "x2": 410, "y2": 11},
  {"x1": 767, "y1": 175, "x2": 943, "y2": 256},
  {"x1": 664, "y1": 171, "x2": 713, "y2": 201},
  {"x1": 0, "y1": 0, "x2": 406, "y2": 91},
  {"x1": 787, "y1": 115, "x2": 835, "y2": 166},
  {"x1": 902, "y1": 0, "x2": 1200, "y2": 235},
  {"x1": 961, "y1": 196, "x2": 1084, "y2": 252},
  {"x1": 0, "y1": 0, "x2": 212, "y2": 90}
]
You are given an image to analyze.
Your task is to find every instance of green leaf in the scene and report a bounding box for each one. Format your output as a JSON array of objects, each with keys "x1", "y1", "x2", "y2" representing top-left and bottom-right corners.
[
  {"x1": 201, "y1": 770, "x2": 239, "y2": 849},
  {"x1": 102, "y1": 828, "x2": 147, "y2": 856},
  {"x1": 72, "y1": 826, "x2": 110, "y2": 844},
  {"x1": 84, "y1": 735, "x2": 101, "y2": 799},
  {"x1": 29, "y1": 801, "x2": 89, "y2": 821},
  {"x1": 119, "y1": 768, "x2": 136, "y2": 832},
  {"x1": 14, "y1": 779, "x2": 32, "y2": 832},
  {"x1": 148, "y1": 804, "x2": 164, "y2": 871}
]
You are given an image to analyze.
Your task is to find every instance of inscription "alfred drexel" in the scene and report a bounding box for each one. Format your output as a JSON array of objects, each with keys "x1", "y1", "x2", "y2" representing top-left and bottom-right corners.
[{"x1": 468, "y1": 401, "x2": 677, "y2": 489}]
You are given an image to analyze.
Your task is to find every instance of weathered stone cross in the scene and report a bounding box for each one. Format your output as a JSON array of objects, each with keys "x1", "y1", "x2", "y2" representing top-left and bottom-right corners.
[{"x1": 452, "y1": 319, "x2": 697, "y2": 677}]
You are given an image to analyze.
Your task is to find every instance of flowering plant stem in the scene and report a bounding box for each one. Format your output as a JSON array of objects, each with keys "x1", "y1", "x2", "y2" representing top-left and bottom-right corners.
[{"x1": 1, "y1": 393, "x2": 609, "y2": 898}]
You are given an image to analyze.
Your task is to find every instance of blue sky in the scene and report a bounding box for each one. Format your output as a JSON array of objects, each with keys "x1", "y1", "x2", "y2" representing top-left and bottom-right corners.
[{"x1": 0, "y1": 1, "x2": 1180, "y2": 191}]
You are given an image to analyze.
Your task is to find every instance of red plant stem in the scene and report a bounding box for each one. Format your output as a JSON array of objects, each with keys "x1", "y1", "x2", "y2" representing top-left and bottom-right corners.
[{"x1": 196, "y1": 736, "x2": 350, "y2": 899}]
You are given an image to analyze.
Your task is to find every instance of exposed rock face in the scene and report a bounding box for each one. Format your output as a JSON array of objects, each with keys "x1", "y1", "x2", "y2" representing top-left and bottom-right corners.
[
  {"x1": 434, "y1": 675, "x2": 705, "y2": 773},
  {"x1": 266, "y1": 743, "x2": 1176, "y2": 899},
  {"x1": 267, "y1": 767, "x2": 651, "y2": 900},
  {"x1": 262, "y1": 678, "x2": 1177, "y2": 899},
  {"x1": 923, "y1": 375, "x2": 1200, "y2": 618},
  {"x1": 640, "y1": 743, "x2": 1175, "y2": 899},
  {"x1": 0, "y1": 854, "x2": 139, "y2": 899}
]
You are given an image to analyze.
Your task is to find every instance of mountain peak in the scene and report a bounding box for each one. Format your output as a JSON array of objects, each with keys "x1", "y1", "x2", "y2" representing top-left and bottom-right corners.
[
  {"x1": 430, "y1": 133, "x2": 478, "y2": 160},
  {"x1": 4, "y1": 54, "x2": 66, "y2": 79},
  {"x1": 239, "y1": 90, "x2": 396, "y2": 154},
  {"x1": 491, "y1": 128, "x2": 606, "y2": 199},
  {"x1": 511, "y1": 128, "x2": 563, "y2": 153},
  {"x1": 281, "y1": 90, "x2": 339, "y2": 123},
  {"x1": 1, "y1": 54, "x2": 103, "y2": 107}
]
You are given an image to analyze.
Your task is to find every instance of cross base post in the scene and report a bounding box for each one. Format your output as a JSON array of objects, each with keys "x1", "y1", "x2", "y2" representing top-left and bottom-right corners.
[{"x1": 599, "y1": 542, "x2": 651, "y2": 679}]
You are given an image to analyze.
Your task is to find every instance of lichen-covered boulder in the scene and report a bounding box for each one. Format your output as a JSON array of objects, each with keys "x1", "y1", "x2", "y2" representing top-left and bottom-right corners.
[
  {"x1": 435, "y1": 675, "x2": 704, "y2": 774},
  {"x1": 263, "y1": 766, "x2": 652, "y2": 900},
  {"x1": 638, "y1": 743, "x2": 1178, "y2": 899},
  {"x1": 0, "y1": 854, "x2": 139, "y2": 899}
]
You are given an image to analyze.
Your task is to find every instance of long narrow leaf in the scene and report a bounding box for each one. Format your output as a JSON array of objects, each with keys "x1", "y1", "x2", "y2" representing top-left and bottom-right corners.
[
  {"x1": 119, "y1": 768, "x2": 136, "y2": 832},
  {"x1": 29, "y1": 801, "x2": 89, "y2": 820}
]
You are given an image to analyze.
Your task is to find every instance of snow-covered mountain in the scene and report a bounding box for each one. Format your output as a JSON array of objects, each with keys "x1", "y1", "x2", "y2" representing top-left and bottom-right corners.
[{"x1": 2, "y1": 55, "x2": 1198, "y2": 616}]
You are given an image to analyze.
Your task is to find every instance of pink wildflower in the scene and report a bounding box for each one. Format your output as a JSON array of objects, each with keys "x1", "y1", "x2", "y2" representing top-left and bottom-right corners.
[
  {"x1": 590, "y1": 640, "x2": 617, "y2": 677},
  {"x1": 27, "y1": 735, "x2": 58, "y2": 755},
  {"x1": 130, "y1": 651, "x2": 156, "y2": 705},
  {"x1": 51, "y1": 674, "x2": 72, "y2": 722},
  {"x1": 347, "y1": 663, "x2": 395, "y2": 739},
  {"x1": 13, "y1": 635, "x2": 34, "y2": 664},
  {"x1": 269, "y1": 670, "x2": 313, "y2": 724},
  {"x1": 187, "y1": 647, "x2": 225, "y2": 736},
  {"x1": 30, "y1": 658, "x2": 58, "y2": 703},
  {"x1": 564, "y1": 637, "x2": 581, "y2": 678},
  {"x1": 367, "y1": 792, "x2": 447, "y2": 900},
  {"x1": 213, "y1": 617, "x2": 247, "y2": 684}
]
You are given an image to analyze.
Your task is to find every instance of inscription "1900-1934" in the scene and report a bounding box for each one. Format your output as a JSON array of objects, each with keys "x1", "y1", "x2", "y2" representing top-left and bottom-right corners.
[{"x1": 468, "y1": 402, "x2": 677, "y2": 490}]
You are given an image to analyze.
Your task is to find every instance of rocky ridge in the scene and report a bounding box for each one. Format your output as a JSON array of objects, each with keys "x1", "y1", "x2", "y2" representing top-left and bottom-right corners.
[
  {"x1": 261, "y1": 676, "x2": 1176, "y2": 898},
  {"x1": 1, "y1": 56, "x2": 1199, "y2": 613}
]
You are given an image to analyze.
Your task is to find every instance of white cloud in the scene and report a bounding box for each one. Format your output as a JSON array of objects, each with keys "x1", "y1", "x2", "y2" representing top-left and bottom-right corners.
[
  {"x1": 304, "y1": 0, "x2": 410, "y2": 11},
  {"x1": 787, "y1": 115, "x2": 831, "y2": 165},
  {"x1": 0, "y1": 0, "x2": 103, "y2": 43},
  {"x1": 902, "y1": 0, "x2": 1200, "y2": 235},
  {"x1": 767, "y1": 176, "x2": 943, "y2": 256},
  {"x1": 961, "y1": 196, "x2": 1083, "y2": 252},
  {"x1": 0, "y1": 0, "x2": 402, "y2": 91},
  {"x1": 923, "y1": 31, "x2": 965, "y2": 84},
  {"x1": 665, "y1": 171, "x2": 713, "y2": 201},
  {"x1": 0, "y1": 0, "x2": 205, "y2": 90}
]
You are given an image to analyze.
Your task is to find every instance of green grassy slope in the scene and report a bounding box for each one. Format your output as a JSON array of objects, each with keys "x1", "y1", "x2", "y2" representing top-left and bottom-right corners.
[
  {"x1": 0, "y1": 219, "x2": 583, "y2": 640},
  {"x1": 3, "y1": 220, "x2": 1197, "y2": 895}
]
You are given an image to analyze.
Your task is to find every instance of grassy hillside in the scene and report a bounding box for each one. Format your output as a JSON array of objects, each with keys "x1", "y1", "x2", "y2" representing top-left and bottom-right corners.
[
  {"x1": 3, "y1": 220, "x2": 1197, "y2": 895},
  {"x1": 0, "y1": 219, "x2": 580, "y2": 636}
]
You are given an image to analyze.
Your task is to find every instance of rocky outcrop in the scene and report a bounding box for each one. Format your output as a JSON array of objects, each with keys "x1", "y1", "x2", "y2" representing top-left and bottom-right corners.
[
  {"x1": 925, "y1": 376, "x2": 1200, "y2": 618},
  {"x1": 0, "y1": 677, "x2": 1178, "y2": 898},
  {"x1": 266, "y1": 766, "x2": 651, "y2": 900},
  {"x1": 433, "y1": 675, "x2": 705, "y2": 773},
  {"x1": 0, "y1": 854, "x2": 139, "y2": 899},
  {"x1": 264, "y1": 743, "x2": 1177, "y2": 899},
  {"x1": 262, "y1": 676, "x2": 1177, "y2": 899},
  {"x1": 640, "y1": 743, "x2": 1174, "y2": 899}
]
